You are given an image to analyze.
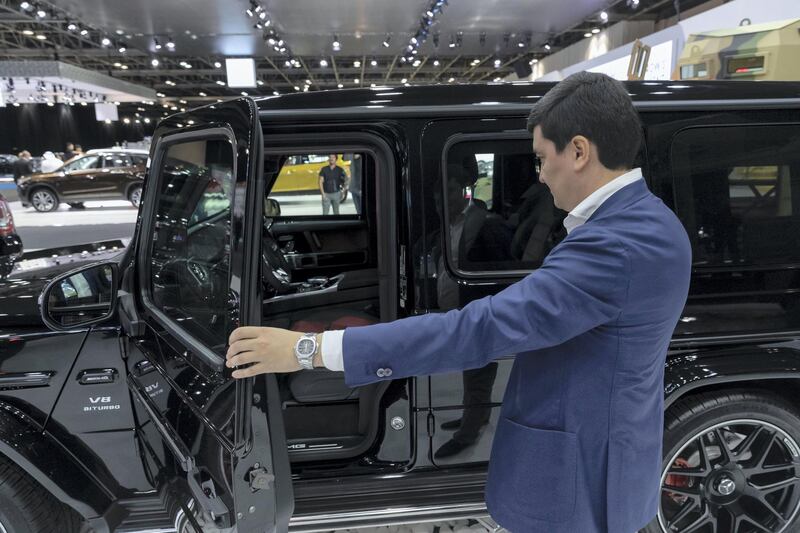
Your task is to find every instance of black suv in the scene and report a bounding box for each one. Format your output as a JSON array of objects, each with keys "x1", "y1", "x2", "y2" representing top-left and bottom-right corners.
[{"x1": 1, "y1": 82, "x2": 800, "y2": 533}]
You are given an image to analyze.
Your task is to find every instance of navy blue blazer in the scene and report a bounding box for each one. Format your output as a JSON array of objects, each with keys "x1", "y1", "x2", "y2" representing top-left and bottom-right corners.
[{"x1": 342, "y1": 179, "x2": 692, "y2": 533}]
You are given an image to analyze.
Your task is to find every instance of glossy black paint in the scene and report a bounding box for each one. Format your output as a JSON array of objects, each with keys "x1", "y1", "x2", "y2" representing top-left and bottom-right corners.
[{"x1": 0, "y1": 83, "x2": 799, "y2": 532}]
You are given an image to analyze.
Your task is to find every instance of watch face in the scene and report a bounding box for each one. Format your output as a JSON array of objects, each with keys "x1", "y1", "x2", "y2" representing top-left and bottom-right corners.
[{"x1": 297, "y1": 338, "x2": 315, "y2": 356}]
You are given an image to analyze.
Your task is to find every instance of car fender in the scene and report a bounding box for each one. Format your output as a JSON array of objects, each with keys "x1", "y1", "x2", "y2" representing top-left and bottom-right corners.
[
  {"x1": 0, "y1": 400, "x2": 118, "y2": 532},
  {"x1": 664, "y1": 341, "x2": 800, "y2": 409},
  {"x1": 24, "y1": 182, "x2": 61, "y2": 203}
]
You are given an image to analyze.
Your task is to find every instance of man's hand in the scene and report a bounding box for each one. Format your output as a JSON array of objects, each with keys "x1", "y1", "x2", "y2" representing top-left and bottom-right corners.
[{"x1": 226, "y1": 327, "x2": 304, "y2": 378}]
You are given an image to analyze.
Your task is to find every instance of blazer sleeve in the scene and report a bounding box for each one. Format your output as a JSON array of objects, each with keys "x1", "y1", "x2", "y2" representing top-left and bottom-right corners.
[{"x1": 342, "y1": 227, "x2": 630, "y2": 387}]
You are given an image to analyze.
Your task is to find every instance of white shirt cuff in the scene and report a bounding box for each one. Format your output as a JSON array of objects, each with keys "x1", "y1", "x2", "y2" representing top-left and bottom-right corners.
[{"x1": 321, "y1": 330, "x2": 345, "y2": 371}]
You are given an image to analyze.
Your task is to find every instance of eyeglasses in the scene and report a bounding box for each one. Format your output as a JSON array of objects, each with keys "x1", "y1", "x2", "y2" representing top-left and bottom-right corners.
[{"x1": 534, "y1": 157, "x2": 542, "y2": 176}]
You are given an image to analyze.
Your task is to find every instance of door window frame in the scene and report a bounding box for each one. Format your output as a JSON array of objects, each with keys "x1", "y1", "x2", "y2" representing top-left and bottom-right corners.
[{"x1": 136, "y1": 126, "x2": 238, "y2": 371}]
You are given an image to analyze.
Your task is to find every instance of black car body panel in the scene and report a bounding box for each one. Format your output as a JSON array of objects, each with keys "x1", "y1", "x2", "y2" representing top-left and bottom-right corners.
[{"x1": 1, "y1": 82, "x2": 800, "y2": 532}]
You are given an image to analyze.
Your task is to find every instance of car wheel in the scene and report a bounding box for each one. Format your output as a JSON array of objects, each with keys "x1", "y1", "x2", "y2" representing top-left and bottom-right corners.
[
  {"x1": 0, "y1": 455, "x2": 83, "y2": 532},
  {"x1": 30, "y1": 188, "x2": 58, "y2": 212},
  {"x1": 641, "y1": 391, "x2": 800, "y2": 533},
  {"x1": 129, "y1": 185, "x2": 143, "y2": 208}
]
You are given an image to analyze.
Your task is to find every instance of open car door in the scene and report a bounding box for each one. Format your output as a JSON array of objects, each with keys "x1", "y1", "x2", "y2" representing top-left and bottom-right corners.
[{"x1": 122, "y1": 97, "x2": 293, "y2": 532}]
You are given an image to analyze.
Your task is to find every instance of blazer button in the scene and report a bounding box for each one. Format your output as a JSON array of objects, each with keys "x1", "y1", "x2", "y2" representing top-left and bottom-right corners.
[
  {"x1": 376, "y1": 368, "x2": 386, "y2": 377},
  {"x1": 384, "y1": 368, "x2": 393, "y2": 377}
]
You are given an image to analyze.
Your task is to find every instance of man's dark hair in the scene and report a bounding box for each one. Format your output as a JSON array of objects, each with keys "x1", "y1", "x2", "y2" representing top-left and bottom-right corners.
[{"x1": 527, "y1": 72, "x2": 641, "y2": 170}]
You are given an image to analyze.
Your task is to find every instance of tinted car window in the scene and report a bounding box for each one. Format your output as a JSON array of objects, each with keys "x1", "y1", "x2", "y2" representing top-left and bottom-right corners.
[
  {"x1": 64, "y1": 155, "x2": 101, "y2": 171},
  {"x1": 672, "y1": 125, "x2": 800, "y2": 266},
  {"x1": 443, "y1": 139, "x2": 566, "y2": 273},
  {"x1": 148, "y1": 139, "x2": 235, "y2": 351},
  {"x1": 102, "y1": 154, "x2": 132, "y2": 168}
]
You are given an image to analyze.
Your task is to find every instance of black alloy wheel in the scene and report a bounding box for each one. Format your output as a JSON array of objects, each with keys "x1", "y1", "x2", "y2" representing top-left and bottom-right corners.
[{"x1": 643, "y1": 391, "x2": 800, "y2": 533}]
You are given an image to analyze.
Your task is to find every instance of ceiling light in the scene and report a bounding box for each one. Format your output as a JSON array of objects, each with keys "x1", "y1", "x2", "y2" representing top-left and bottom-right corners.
[
  {"x1": 600, "y1": 11, "x2": 609, "y2": 22},
  {"x1": 36, "y1": 8, "x2": 46, "y2": 18},
  {"x1": 337, "y1": 83, "x2": 343, "y2": 88},
  {"x1": 382, "y1": 35, "x2": 390, "y2": 47},
  {"x1": 448, "y1": 77, "x2": 455, "y2": 82},
  {"x1": 332, "y1": 35, "x2": 340, "y2": 51},
  {"x1": 214, "y1": 61, "x2": 222, "y2": 68},
  {"x1": 273, "y1": 91, "x2": 279, "y2": 96},
  {"x1": 584, "y1": 32, "x2": 592, "y2": 38},
  {"x1": 67, "y1": 22, "x2": 77, "y2": 31},
  {"x1": 353, "y1": 60, "x2": 361, "y2": 67},
  {"x1": 101, "y1": 37, "x2": 112, "y2": 46},
  {"x1": 370, "y1": 59, "x2": 377, "y2": 67},
  {"x1": 166, "y1": 38, "x2": 175, "y2": 50},
  {"x1": 433, "y1": 59, "x2": 440, "y2": 66},
  {"x1": 400, "y1": 78, "x2": 408, "y2": 83},
  {"x1": 118, "y1": 45, "x2": 126, "y2": 53},
  {"x1": 199, "y1": 92, "x2": 207, "y2": 96},
  {"x1": 80, "y1": 29, "x2": 89, "y2": 36},
  {"x1": 494, "y1": 59, "x2": 501, "y2": 67},
  {"x1": 19, "y1": 1, "x2": 31, "y2": 9},
  {"x1": 294, "y1": 86, "x2": 300, "y2": 91},
  {"x1": 320, "y1": 59, "x2": 328, "y2": 67},
  {"x1": 353, "y1": 78, "x2": 359, "y2": 84},
  {"x1": 22, "y1": 29, "x2": 34, "y2": 36},
  {"x1": 35, "y1": 34, "x2": 46, "y2": 40},
  {"x1": 151, "y1": 58, "x2": 159, "y2": 67},
  {"x1": 592, "y1": 28, "x2": 600, "y2": 34}
]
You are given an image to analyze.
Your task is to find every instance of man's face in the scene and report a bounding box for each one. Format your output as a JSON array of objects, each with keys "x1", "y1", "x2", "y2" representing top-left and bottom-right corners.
[
  {"x1": 532, "y1": 125, "x2": 575, "y2": 211},
  {"x1": 328, "y1": 155, "x2": 337, "y2": 165}
]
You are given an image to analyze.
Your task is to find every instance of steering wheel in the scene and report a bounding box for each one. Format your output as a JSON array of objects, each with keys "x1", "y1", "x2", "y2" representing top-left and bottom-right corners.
[
  {"x1": 158, "y1": 257, "x2": 217, "y2": 310},
  {"x1": 262, "y1": 220, "x2": 294, "y2": 295}
]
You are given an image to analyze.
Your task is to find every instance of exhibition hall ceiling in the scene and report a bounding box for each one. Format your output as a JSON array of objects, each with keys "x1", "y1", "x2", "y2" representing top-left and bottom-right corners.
[{"x1": 0, "y1": 0, "x2": 708, "y2": 99}]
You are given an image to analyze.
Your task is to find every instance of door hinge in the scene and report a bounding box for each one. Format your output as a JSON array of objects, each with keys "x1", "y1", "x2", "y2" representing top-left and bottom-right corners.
[
  {"x1": 248, "y1": 465, "x2": 275, "y2": 491},
  {"x1": 427, "y1": 411, "x2": 435, "y2": 437}
]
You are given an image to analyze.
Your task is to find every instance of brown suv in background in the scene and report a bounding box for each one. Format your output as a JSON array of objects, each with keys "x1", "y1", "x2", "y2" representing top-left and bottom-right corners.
[{"x1": 16, "y1": 149, "x2": 147, "y2": 212}]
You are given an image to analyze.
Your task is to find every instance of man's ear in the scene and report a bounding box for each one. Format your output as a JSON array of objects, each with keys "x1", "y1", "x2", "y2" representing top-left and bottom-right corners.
[{"x1": 571, "y1": 135, "x2": 591, "y2": 172}]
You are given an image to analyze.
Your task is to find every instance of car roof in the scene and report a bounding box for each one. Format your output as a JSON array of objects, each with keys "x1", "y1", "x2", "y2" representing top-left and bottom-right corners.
[
  {"x1": 85, "y1": 148, "x2": 149, "y2": 155},
  {"x1": 252, "y1": 80, "x2": 800, "y2": 120}
]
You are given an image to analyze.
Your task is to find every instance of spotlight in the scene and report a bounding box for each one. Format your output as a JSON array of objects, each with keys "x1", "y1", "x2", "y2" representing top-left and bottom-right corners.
[
  {"x1": 400, "y1": 78, "x2": 407, "y2": 83},
  {"x1": 20, "y1": 1, "x2": 31, "y2": 10},
  {"x1": 320, "y1": 59, "x2": 328, "y2": 67},
  {"x1": 353, "y1": 78, "x2": 359, "y2": 84},
  {"x1": 600, "y1": 10, "x2": 609, "y2": 22},
  {"x1": 410, "y1": 36, "x2": 418, "y2": 45},
  {"x1": 36, "y1": 8, "x2": 46, "y2": 18},
  {"x1": 518, "y1": 41, "x2": 525, "y2": 48},
  {"x1": 494, "y1": 59, "x2": 501, "y2": 68},
  {"x1": 449, "y1": 35, "x2": 455, "y2": 48},
  {"x1": 591, "y1": 28, "x2": 600, "y2": 34},
  {"x1": 67, "y1": 22, "x2": 77, "y2": 31},
  {"x1": 259, "y1": 11, "x2": 267, "y2": 20},
  {"x1": 448, "y1": 77, "x2": 455, "y2": 82},
  {"x1": 214, "y1": 61, "x2": 222, "y2": 68},
  {"x1": 166, "y1": 37, "x2": 175, "y2": 50},
  {"x1": 118, "y1": 45, "x2": 127, "y2": 53},
  {"x1": 353, "y1": 60, "x2": 361, "y2": 67},
  {"x1": 154, "y1": 38, "x2": 162, "y2": 50},
  {"x1": 544, "y1": 42, "x2": 551, "y2": 51},
  {"x1": 151, "y1": 58, "x2": 160, "y2": 67},
  {"x1": 433, "y1": 59, "x2": 440, "y2": 66},
  {"x1": 479, "y1": 32, "x2": 486, "y2": 47},
  {"x1": 332, "y1": 35, "x2": 340, "y2": 51},
  {"x1": 382, "y1": 35, "x2": 390, "y2": 47},
  {"x1": 433, "y1": 33, "x2": 439, "y2": 48},
  {"x1": 412, "y1": 60, "x2": 421, "y2": 67},
  {"x1": 246, "y1": 7, "x2": 254, "y2": 17},
  {"x1": 584, "y1": 32, "x2": 592, "y2": 38},
  {"x1": 337, "y1": 83, "x2": 343, "y2": 88},
  {"x1": 370, "y1": 59, "x2": 377, "y2": 66},
  {"x1": 101, "y1": 37, "x2": 111, "y2": 46},
  {"x1": 80, "y1": 29, "x2": 88, "y2": 36}
]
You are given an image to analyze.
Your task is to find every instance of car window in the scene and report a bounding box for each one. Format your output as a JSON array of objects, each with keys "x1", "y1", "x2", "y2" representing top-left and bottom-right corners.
[
  {"x1": 102, "y1": 154, "x2": 132, "y2": 168},
  {"x1": 131, "y1": 155, "x2": 148, "y2": 166},
  {"x1": 64, "y1": 155, "x2": 101, "y2": 171},
  {"x1": 148, "y1": 139, "x2": 235, "y2": 352},
  {"x1": 671, "y1": 125, "x2": 800, "y2": 266},
  {"x1": 267, "y1": 152, "x2": 363, "y2": 217},
  {"x1": 442, "y1": 139, "x2": 566, "y2": 273}
]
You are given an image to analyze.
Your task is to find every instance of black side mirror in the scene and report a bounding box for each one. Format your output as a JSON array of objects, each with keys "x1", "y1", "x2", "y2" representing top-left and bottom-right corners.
[
  {"x1": 265, "y1": 198, "x2": 281, "y2": 217},
  {"x1": 39, "y1": 262, "x2": 118, "y2": 331}
]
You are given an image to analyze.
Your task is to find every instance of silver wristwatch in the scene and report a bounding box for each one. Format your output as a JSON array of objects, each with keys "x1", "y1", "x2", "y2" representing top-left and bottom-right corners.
[{"x1": 294, "y1": 333, "x2": 318, "y2": 370}]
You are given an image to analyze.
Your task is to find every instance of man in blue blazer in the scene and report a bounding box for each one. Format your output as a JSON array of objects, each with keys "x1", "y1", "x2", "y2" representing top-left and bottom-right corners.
[{"x1": 227, "y1": 72, "x2": 692, "y2": 533}]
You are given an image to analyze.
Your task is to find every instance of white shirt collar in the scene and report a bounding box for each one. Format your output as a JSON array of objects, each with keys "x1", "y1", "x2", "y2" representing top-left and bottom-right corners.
[{"x1": 563, "y1": 168, "x2": 643, "y2": 234}]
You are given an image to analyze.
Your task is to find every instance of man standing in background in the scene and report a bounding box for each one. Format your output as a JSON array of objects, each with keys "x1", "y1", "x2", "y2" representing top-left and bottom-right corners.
[{"x1": 318, "y1": 154, "x2": 348, "y2": 215}]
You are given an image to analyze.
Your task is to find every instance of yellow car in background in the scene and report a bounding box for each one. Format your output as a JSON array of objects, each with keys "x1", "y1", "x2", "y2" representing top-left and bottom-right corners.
[{"x1": 272, "y1": 154, "x2": 351, "y2": 194}]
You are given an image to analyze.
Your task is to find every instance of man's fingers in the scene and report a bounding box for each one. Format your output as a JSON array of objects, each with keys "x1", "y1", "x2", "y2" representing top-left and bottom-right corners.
[
  {"x1": 228, "y1": 326, "x2": 263, "y2": 345},
  {"x1": 226, "y1": 349, "x2": 264, "y2": 368},
  {"x1": 226, "y1": 338, "x2": 261, "y2": 359},
  {"x1": 231, "y1": 362, "x2": 267, "y2": 379}
]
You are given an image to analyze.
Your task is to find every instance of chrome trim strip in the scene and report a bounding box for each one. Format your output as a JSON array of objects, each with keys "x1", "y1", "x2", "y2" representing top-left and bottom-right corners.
[{"x1": 288, "y1": 503, "x2": 489, "y2": 532}]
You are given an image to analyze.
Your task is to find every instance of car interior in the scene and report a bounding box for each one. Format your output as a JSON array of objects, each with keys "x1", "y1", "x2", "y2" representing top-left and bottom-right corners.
[{"x1": 260, "y1": 151, "x2": 389, "y2": 462}]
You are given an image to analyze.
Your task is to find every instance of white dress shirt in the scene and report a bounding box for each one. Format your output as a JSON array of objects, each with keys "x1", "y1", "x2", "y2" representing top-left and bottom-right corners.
[{"x1": 320, "y1": 167, "x2": 644, "y2": 372}]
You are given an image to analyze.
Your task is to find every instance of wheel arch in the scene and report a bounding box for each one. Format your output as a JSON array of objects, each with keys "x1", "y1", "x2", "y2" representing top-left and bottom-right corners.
[
  {"x1": 25, "y1": 183, "x2": 61, "y2": 203},
  {"x1": 0, "y1": 403, "x2": 119, "y2": 532}
]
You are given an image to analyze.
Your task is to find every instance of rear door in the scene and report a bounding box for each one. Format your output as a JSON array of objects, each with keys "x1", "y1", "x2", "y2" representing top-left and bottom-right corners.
[
  {"x1": 96, "y1": 153, "x2": 132, "y2": 198},
  {"x1": 124, "y1": 98, "x2": 293, "y2": 532}
]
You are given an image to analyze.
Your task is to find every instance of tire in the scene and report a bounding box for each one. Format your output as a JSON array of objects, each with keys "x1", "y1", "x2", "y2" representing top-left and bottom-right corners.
[
  {"x1": 129, "y1": 185, "x2": 143, "y2": 208},
  {"x1": 0, "y1": 454, "x2": 83, "y2": 532},
  {"x1": 641, "y1": 391, "x2": 800, "y2": 533},
  {"x1": 29, "y1": 188, "x2": 59, "y2": 212}
]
